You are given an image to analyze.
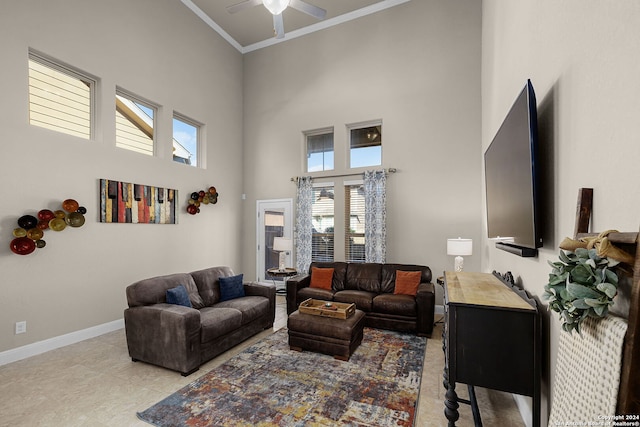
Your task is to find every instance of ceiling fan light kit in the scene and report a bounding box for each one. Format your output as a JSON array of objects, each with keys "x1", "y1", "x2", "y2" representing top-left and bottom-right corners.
[
  {"x1": 227, "y1": 0, "x2": 327, "y2": 39},
  {"x1": 263, "y1": 0, "x2": 290, "y2": 15}
]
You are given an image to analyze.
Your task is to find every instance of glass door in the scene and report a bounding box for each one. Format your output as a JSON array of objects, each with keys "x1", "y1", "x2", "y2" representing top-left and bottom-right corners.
[{"x1": 256, "y1": 199, "x2": 293, "y2": 292}]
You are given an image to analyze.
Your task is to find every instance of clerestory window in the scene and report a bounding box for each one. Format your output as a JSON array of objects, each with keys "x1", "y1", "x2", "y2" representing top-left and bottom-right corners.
[
  {"x1": 305, "y1": 129, "x2": 334, "y2": 172},
  {"x1": 349, "y1": 122, "x2": 382, "y2": 168},
  {"x1": 28, "y1": 51, "x2": 95, "y2": 140},
  {"x1": 173, "y1": 113, "x2": 200, "y2": 167},
  {"x1": 115, "y1": 89, "x2": 156, "y2": 156}
]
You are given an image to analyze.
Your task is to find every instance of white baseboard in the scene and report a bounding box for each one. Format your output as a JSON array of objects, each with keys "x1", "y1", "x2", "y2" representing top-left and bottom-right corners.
[{"x1": 0, "y1": 319, "x2": 124, "y2": 367}]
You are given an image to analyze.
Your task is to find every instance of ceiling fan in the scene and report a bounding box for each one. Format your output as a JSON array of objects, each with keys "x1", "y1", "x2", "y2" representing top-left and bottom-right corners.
[{"x1": 227, "y1": 0, "x2": 327, "y2": 39}]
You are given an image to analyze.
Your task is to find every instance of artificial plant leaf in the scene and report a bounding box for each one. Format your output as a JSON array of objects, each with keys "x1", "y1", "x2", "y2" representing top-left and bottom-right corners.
[
  {"x1": 575, "y1": 248, "x2": 589, "y2": 259},
  {"x1": 584, "y1": 298, "x2": 605, "y2": 307},
  {"x1": 572, "y1": 298, "x2": 590, "y2": 309},
  {"x1": 571, "y1": 264, "x2": 594, "y2": 284},
  {"x1": 597, "y1": 282, "x2": 617, "y2": 299},
  {"x1": 559, "y1": 250, "x2": 572, "y2": 264},
  {"x1": 607, "y1": 258, "x2": 621, "y2": 268},
  {"x1": 594, "y1": 304, "x2": 607, "y2": 316},
  {"x1": 555, "y1": 284, "x2": 566, "y2": 293},
  {"x1": 604, "y1": 268, "x2": 619, "y2": 285},
  {"x1": 567, "y1": 282, "x2": 601, "y2": 299},
  {"x1": 549, "y1": 275, "x2": 566, "y2": 286},
  {"x1": 548, "y1": 260, "x2": 565, "y2": 269}
]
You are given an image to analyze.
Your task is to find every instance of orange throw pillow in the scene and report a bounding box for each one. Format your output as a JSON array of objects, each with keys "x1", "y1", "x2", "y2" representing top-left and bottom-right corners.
[
  {"x1": 310, "y1": 267, "x2": 334, "y2": 290},
  {"x1": 394, "y1": 270, "x2": 422, "y2": 296}
]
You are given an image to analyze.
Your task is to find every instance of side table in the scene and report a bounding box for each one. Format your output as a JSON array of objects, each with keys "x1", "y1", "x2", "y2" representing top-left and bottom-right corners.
[{"x1": 266, "y1": 268, "x2": 297, "y2": 294}]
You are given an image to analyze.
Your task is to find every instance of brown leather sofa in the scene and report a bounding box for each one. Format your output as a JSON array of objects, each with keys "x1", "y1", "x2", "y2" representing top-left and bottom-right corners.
[
  {"x1": 286, "y1": 262, "x2": 435, "y2": 336},
  {"x1": 124, "y1": 266, "x2": 275, "y2": 376}
]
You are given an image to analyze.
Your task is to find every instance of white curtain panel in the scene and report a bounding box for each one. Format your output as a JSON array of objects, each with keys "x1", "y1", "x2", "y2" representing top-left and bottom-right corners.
[
  {"x1": 295, "y1": 176, "x2": 313, "y2": 273},
  {"x1": 364, "y1": 170, "x2": 386, "y2": 263}
]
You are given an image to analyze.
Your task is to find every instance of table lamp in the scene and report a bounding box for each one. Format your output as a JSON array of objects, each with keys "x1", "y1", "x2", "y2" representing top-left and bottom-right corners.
[
  {"x1": 273, "y1": 237, "x2": 292, "y2": 271},
  {"x1": 447, "y1": 238, "x2": 473, "y2": 272}
]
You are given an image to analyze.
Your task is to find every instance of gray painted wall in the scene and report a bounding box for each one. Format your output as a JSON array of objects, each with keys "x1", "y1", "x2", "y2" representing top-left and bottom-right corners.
[
  {"x1": 241, "y1": 0, "x2": 483, "y2": 298},
  {"x1": 0, "y1": 0, "x2": 244, "y2": 352},
  {"x1": 482, "y1": 1, "x2": 640, "y2": 424}
]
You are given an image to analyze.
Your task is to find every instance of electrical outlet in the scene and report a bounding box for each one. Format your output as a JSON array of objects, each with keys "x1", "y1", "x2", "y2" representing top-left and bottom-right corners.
[{"x1": 15, "y1": 321, "x2": 26, "y2": 334}]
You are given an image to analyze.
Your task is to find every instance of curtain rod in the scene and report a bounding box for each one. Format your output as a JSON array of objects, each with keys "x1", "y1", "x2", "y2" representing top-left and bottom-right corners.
[{"x1": 290, "y1": 168, "x2": 397, "y2": 183}]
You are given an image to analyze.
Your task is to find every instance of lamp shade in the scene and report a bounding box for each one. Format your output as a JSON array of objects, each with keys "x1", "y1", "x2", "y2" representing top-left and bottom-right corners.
[
  {"x1": 273, "y1": 236, "x2": 292, "y2": 251},
  {"x1": 447, "y1": 238, "x2": 473, "y2": 256},
  {"x1": 263, "y1": 0, "x2": 290, "y2": 15}
]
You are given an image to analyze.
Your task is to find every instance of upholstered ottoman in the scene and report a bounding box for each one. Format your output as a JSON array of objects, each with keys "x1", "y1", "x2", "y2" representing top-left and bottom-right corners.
[{"x1": 287, "y1": 309, "x2": 365, "y2": 361}]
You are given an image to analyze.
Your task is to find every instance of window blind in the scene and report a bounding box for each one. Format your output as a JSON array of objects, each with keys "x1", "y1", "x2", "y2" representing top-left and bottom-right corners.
[
  {"x1": 311, "y1": 185, "x2": 334, "y2": 262},
  {"x1": 345, "y1": 183, "x2": 366, "y2": 263}
]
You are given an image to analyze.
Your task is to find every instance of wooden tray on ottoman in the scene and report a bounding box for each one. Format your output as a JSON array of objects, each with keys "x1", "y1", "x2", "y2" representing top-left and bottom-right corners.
[{"x1": 299, "y1": 298, "x2": 355, "y2": 319}]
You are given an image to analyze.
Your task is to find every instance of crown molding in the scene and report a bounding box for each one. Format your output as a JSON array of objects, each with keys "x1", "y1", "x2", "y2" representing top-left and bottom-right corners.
[
  {"x1": 180, "y1": 0, "x2": 244, "y2": 52},
  {"x1": 181, "y1": 0, "x2": 413, "y2": 54}
]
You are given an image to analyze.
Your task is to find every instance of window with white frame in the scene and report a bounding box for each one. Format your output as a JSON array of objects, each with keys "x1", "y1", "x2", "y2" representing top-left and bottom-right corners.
[
  {"x1": 349, "y1": 122, "x2": 382, "y2": 168},
  {"x1": 28, "y1": 51, "x2": 95, "y2": 140},
  {"x1": 311, "y1": 184, "x2": 334, "y2": 262},
  {"x1": 173, "y1": 113, "x2": 200, "y2": 167},
  {"x1": 306, "y1": 129, "x2": 334, "y2": 172},
  {"x1": 115, "y1": 89, "x2": 156, "y2": 156},
  {"x1": 345, "y1": 182, "x2": 366, "y2": 262}
]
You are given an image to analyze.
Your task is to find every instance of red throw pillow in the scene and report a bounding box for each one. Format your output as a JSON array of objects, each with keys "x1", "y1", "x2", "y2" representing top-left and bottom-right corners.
[
  {"x1": 310, "y1": 267, "x2": 334, "y2": 290},
  {"x1": 394, "y1": 270, "x2": 422, "y2": 296}
]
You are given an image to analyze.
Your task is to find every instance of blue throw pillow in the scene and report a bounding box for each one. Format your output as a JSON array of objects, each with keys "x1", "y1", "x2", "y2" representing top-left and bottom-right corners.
[
  {"x1": 166, "y1": 285, "x2": 192, "y2": 308},
  {"x1": 219, "y1": 274, "x2": 245, "y2": 302}
]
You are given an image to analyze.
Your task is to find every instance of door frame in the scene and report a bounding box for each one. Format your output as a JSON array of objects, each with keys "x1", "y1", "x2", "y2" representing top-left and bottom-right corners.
[{"x1": 256, "y1": 198, "x2": 293, "y2": 282}]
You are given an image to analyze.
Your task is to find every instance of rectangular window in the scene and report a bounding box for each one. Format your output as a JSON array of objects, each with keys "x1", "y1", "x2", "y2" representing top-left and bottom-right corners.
[
  {"x1": 345, "y1": 182, "x2": 366, "y2": 262},
  {"x1": 28, "y1": 51, "x2": 94, "y2": 139},
  {"x1": 173, "y1": 113, "x2": 200, "y2": 167},
  {"x1": 312, "y1": 184, "x2": 334, "y2": 262},
  {"x1": 306, "y1": 129, "x2": 334, "y2": 172},
  {"x1": 349, "y1": 123, "x2": 382, "y2": 168},
  {"x1": 115, "y1": 89, "x2": 156, "y2": 156}
]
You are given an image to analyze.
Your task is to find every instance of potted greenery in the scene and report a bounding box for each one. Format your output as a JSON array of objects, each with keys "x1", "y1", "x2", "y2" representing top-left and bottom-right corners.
[{"x1": 543, "y1": 248, "x2": 619, "y2": 334}]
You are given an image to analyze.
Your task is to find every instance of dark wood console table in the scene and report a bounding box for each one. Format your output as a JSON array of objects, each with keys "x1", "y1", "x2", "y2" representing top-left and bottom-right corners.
[{"x1": 443, "y1": 271, "x2": 541, "y2": 427}]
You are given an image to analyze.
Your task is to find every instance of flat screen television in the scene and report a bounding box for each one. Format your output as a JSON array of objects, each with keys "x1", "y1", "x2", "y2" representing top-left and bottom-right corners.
[{"x1": 484, "y1": 79, "x2": 541, "y2": 257}]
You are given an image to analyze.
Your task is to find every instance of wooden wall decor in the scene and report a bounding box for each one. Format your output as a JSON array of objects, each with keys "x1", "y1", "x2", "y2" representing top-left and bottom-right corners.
[
  {"x1": 99, "y1": 179, "x2": 177, "y2": 224},
  {"x1": 572, "y1": 188, "x2": 640, "y2": 415}
]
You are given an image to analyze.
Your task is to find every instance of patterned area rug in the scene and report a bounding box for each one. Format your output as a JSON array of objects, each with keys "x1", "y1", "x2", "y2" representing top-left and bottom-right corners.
[{"x1": 137, "y1": 327, "x2": 426, "y2": 426}]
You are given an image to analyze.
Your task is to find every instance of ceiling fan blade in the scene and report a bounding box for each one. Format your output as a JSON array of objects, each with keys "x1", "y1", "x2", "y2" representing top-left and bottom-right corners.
[
  {"x1": 273, "y1": 13, "x2": 285, "y2": 38},
  {"x1": 226, "y1": 0, "x2": 262, "y2": 14},
  {"x1": 289, "y1": 0, "x2": 326, "y2": 20}
]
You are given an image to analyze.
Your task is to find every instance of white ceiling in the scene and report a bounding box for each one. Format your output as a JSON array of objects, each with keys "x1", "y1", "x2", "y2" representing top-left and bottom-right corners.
[{"x1": 181, "y1": 0, "x2": 412, "y2": 53}]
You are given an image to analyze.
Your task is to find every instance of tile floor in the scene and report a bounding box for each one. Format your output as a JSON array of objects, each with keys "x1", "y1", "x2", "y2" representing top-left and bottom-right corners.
[{"x1": 0, "y1": 297, "x2": 524, "y2": 426}]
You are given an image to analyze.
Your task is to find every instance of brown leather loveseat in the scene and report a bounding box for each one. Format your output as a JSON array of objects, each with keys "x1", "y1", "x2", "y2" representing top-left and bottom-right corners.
[
  {"x1": 286, "y1": 262, "x2": 435, "y2": 336},
  {"x1": 124, "y1": 266, "x2": 275, "y2": 376}
]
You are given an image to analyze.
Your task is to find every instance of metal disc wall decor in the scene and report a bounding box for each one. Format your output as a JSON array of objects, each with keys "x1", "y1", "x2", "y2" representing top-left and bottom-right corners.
[
  {"x1": 9, "y1": 199, "x2": 87, "y2": 255},
  {"x1": 186, "y1": 186, "x2": 219, "y2": 215}
]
